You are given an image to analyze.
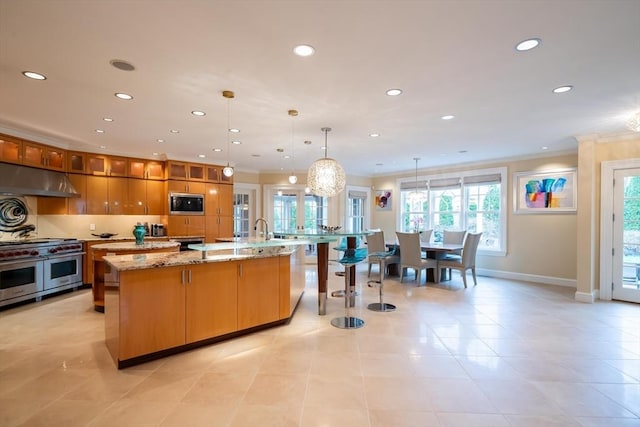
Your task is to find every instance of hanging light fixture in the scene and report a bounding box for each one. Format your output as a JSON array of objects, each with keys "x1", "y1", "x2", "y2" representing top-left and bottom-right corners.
[
  {"x1": 408, "y1": 157, "x2": 426, "y2": 204},
  {"x1": 288, "y1": 109, "x2": 298, "y2": 184},
  {"x1": 628, "y1": 111, "x2": 640, "y2": 132},
  {"x1": 307, "y1": 127, "x2": 346, "y2": 196},
  {"x1": 222, "y1": 90, "x2": 235, "y2": 177}
]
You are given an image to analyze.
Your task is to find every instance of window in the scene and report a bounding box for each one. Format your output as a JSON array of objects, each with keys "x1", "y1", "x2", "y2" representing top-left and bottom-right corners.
[
  {"x1": 347, "y1": 190, "x2": 366, "y2": 233},
  {"x1": 398, "y1": 167, "x2": 506, "y2": 253},
  {"x1": 233, "y1": 192, "x2": 249, "y2": 238},
  {"x1": 304, "y1": 194, "x2": 327, "y2": 229},
  {"x1": 273, "y1": 192, "x2": 298, "y2": 233}
]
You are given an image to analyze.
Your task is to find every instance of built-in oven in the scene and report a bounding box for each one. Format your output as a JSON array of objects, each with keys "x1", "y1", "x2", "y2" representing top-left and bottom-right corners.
[
  {"x1": 0, "y1": 259, "x2": 44, "y2": 306},
  {"x1": 169, "y1": 193, "x2": 205, "y2": 215},
  {"x1": 43, "y1": 253, "x2": 83, "y2": 294}
]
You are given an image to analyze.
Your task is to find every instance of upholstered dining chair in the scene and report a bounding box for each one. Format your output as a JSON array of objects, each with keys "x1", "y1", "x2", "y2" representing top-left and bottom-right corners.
[
  {"x1": 441, "y1": 230, "x2": 467, "y2": 279},
  {"x1": 419, "y1": 229, "x2": 433, "y2": 258},
  {"x1": 367, "y1": 230, "x2": 399, "y2": 279},
  {"x1": 396, "y1": 232, "x2": 437, "y2": 285},
  {"x1": 437, "y1": 232, "x2": 482, "y2": 287}
]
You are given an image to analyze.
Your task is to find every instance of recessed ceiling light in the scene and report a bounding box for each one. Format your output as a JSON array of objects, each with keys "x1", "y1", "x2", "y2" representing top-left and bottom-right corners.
[
  {"x1": 191, "y1": 110, "x2": 206, "y2": 116},
  {"x1": 370, "y1": 133, "x2": 380, "y2": 137},
  {"x1": 229, "y1": 128, "x2": 240, "y2": 133},
  {"x1": 541, "y1": 146, "x2": 549, "y2": 150},
  {"x1": 115, "y1": 92, "x2": 133, "y2": 100},
  {"x1": 283, "y1": 155, "x2": 291, "y2": 159},
  {"x1": 321, "y1": 146, "x2": 327, "y2": 150},
  {"x1": 441, "y1": 115, "x2": 455, "y2": 120},
  {"x1": 386, "y1": 88, "x2": 403, "y2": 96},
  {"x1": 22, "y1": 71, "x2": 46, "y2": 80},
  {"x1": 95, "y1": 129, "x2": 105, "y2": 133},
  {"x1": 170, "y1": 129, "x2": 180, "y2": 133},
  {"x1": 103, "y1": 117, "x2": 113, "y2": 122},
  {"x1": 252, "y1": 154, "x2": 261, "y2": 157},
  {"x1": 198, "y1": 154, "x2": 206, "y2": 158},
  {"x1": 109, "y1": 59, "x2": 135, "y2": 71},
  {"x1": 212, "y1": 148, "x2": 222, "y2": 152},
  {"x1": 293, "y1": 44, "x2": 315, "y2": 57},
  {"x1": 231, "y1": 140, "x2": 242, "y2": 145},
  {"x1": 157, "y1": 139, "x2": 164, "y2": 143},
  {"x1": 152, "y1": 152, "x2": 159, "y2": 156},
  {"x1": 553, "y1": 85, "x2": 573, "y2": 94},
  {"x1": 99, "y1": 145, "x2": 107, "y2": 149},
  {"x1": 515, "y1": 38, "x2": 541, "y2": 51}
]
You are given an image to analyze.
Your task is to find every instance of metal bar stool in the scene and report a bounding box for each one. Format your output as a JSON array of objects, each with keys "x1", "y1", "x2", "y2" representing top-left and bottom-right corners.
[
  {"x1": 367, "y1": 250, "x2": 398, "y2": 312},
  {"x1": 331, "y1": 247, "x2": 368, "y2": 329}
]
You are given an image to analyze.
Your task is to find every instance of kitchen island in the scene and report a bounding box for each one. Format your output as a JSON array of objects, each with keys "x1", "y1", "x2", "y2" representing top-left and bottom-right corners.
[{"x1": 103, "y1": 239, "x2": 310, "y2": 368}]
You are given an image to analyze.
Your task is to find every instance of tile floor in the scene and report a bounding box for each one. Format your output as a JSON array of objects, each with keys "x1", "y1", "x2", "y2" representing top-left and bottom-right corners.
[{"x1": 1, "y1": 261, "x2": 639, "y2": 426}]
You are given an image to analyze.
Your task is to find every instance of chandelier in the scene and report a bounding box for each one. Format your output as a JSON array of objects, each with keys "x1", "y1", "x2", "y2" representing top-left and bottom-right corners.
[
  {"x1": 288, "y1": 109, "x2": 298, "y2": 184},
  {"x1": 407, "y1": 157, "x2": 426, "y2": 205},
  {"x1": 628, "y1": 112, "x2": 640, "y2": 132},
  {"x1": 222, "y1": 90, "x2": 235, "y2": 177},
  {"x1": 307, "y1": 127, "x2": 346, "y2": 197}
]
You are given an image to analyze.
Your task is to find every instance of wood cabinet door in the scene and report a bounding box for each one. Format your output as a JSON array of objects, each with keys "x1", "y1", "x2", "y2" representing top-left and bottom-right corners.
[
  {"x1": 22, "y1": 142, "x2": 46, "y2": 168},
  {"x1": 127, "y1": 158, "x2": 146, "y2": 179},
  {"x1": 146, "y1": 161, "x2": 165, "y2": 180},
  {"x1": 205, "y1": 183, "x2": 219, "y2": 214},
  {"x1": 204, "y1": 216, "x2": 218, "y2": 243},
  {"x1": 187, "y1": 215, "x2": 205, "y2": 236},
  {"x1": 218, "y1": 185, "x2": 234, "y2": 216},
  {"x1": 109, "y1": 157, "x2": 127, "y2": 176},
  {"x1": 167, "y1": 216, "x2": 189, "y2": 236},
  {"x1": 67, "y1": 151, "x2": 86, "y2": 173},
  {"x1": 119, "y1": 267, "x2": 186, "y2": 360},
  {"x1": 67, "y1": 174, "x2": 87, "y2": 214},
  {"x1": 37, "y1": 196, "x2": 67, "y2": 215},
  {"x1": 168, "y1": 180, "x2": 189, "y2": 193},
  {"x1": 146, "y1": 180, "x2": 165, "y2": 215},
  {"x1": 237, "y1": 257, "x2": 280, "y2": 329},
  {"x1": 0, "y1": 134, "x2": 22, "y2": 163},
  {"x1": 279, "y1": 255, "x2": 291, "y2": 319},
  {"x1": 167, "y1": 161, "x2": 188, "y2": 180},
  {"x1": 86, "y1": 176, "x2": 109, "y2": 214},
  {"x1": 186, "y1": 262, "x2": 238, "y2": 342},
  {"x1": 108, "y1": 177, "x2": 127, "y2": 215},
  {"x1": 205, "y1": 165, "x2": 220, "y2": 182},
  {"x1": 86, "y1": 154, "x2": 109, "y2": 175},
  {"x1": 126, "y1": 179, "x2": 147, "y2": 215},
  {"x1": 188, "y1": 163, "x2": 205, "y2": 181},
  {"x1": 45, "y1": 147, "x2": 65, "y2": 171},
  {"x1": 218, "y1": 216, "x2": 234, "y2": 239}
]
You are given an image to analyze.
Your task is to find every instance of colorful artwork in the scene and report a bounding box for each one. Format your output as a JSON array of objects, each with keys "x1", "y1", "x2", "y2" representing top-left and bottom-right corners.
[
  {"x1": 375, "y1": 190, "x2": 392, "y2": 210},
  {"x1": 514, "y1": 169, "x2": 577, "y2": 213}
]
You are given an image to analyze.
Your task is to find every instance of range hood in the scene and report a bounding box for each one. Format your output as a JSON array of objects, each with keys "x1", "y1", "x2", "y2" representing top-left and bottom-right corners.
[{"x1": 0, "y1": 162, "x2": 79, "y2": 197}]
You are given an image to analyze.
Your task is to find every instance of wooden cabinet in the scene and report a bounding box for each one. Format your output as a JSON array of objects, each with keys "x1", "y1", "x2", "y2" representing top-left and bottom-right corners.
[
  {"x1": 125, "y1": 179, "x2": 165, "y2": 215},
  {"x1": 186, "y1": 262, "x2": 238, "y2": 342},
  {"x1": 167, "y1": 179, "x2": 205, "y2": 194},
  {"x1": 0, "y1": 134, "x2": 22, "y2": 164},
  {"x1": 67, "y1": 174, "x2": 87, "y2": 214},
  {"x1": 166, "y1": 161, "x2": 205, "y2": 181},
  {"x1": 22, "y1": 141, "x2": 65, "y2": 171},
  {"x1": 67, "y1": 151, "x2": 86, "y2": 173},
  {"x1": 205, "y1": 183, "x2": 234, "y2": 240},
  {"x1": 237, "y1": 257, "x2": 281, "y2": 329},
  {"x1": 86, "y1": 154, "x2": 127, "y2": 176},
  {"x1": 167, "y1": 215, "x2": 205, "y2": 237},
  {"x1": 128, "y1": 158, "x2": 165, "y2": 180},
  {"x1": 86, "y1": 176, "x2": 127, "y2": 214},
  {"x1": 118, "y1": 267, "x2": 186, "y2": 360}
]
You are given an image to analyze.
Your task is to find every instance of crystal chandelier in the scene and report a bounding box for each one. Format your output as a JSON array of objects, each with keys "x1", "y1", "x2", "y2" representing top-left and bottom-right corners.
[
  {"x1": 628, "y1": 112, "x2": 640, "y2": 132},
  {"x1": 222, "y1": 90, "x2": 234, "y2": 177},
  {"x1": 407, "y1": 157, "x2": 426, "y2": 204},
  {"x1": 288, "y1": 109, "x2": 298, "y2": 184},
  {"x1": 307, "y1": 127, "x2": 346, "y2": 197}
]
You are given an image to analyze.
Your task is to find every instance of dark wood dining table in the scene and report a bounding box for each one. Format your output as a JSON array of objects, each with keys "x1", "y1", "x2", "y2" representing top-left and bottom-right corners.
[{"x1": 385, "y1": 241, "x2": 464, "y2": 282}]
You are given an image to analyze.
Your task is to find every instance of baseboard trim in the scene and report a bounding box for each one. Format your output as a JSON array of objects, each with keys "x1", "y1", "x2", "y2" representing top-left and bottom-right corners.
[
  {"x1": 574, "y1": 291, "x2": 596, "y2": 303},
  {"x1": 476, "y1": 268, "x2": 576, "y2": 288}
]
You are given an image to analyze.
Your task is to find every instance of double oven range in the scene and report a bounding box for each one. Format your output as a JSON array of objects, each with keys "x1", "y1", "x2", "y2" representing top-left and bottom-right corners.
[{"x1": 0, "y1": 239, "x2": 83, "y2": 308}]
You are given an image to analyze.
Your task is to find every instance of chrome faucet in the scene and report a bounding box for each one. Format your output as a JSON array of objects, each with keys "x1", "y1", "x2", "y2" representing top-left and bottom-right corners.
[{"x1": 254, "y1": 218, "x2": 270, "y2": 240}]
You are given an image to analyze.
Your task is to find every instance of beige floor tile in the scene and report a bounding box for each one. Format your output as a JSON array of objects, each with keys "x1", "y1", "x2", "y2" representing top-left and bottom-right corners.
[
  {"x1": 436, "y1": 412, "x2": 510, "y2": 427},
  {"x1": 86, "y1": 399, "x2": 178, "y2": 427},
  {"x1": 17, "y1": 399, "x2": 106, "y2": 427},
  {"x1": 231, "y1": 403, "x2": 302, "y2": 427},
  {"x1": 363, "y1": 376, "x2": 432, "y2": 411},
  {"x1": 360, "y1": 352, "x2": 415, "y2": 377},
  {"x1": 181, "y1": 372, "x2": 255, "y2": 405},
  {"x1": 305, "y1": 374, "x2": 367, "y2": 409},
  {"x1": 62, "y1": 369, "x2": 151, "y2": 401},
  {"x1": 310, "y1": 351, "x2": 363, "y2": 377},
  {"x1": 423, "y1": 378, "x2": 498, "y2": 413},
  {"x1": 242, "y1": 373, "x2": 308, "y2": 408},
  {"x1": 160, "y1": 401, "x2": 238, "y2": 427},
  {"x1": 122, "y1": 371, "x2": 202, "y2": 402},
  {"x1": 369, "y1": 409, "x2": 441, "y2": 426},
  {"x1": 301, "y1": 405, "x2": 370, "y2": 427},
  {"x1": 0, "y1": 398, "x2": 52, "y2": 427},
  {"x1": 408, "y1": 355, "x2": 469, "y2": 379}
]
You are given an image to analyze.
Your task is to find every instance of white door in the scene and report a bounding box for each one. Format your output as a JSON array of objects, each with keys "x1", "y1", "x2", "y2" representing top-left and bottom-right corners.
[{"x1": 612, "y1": 168, "x2": 640, "y2": 303}]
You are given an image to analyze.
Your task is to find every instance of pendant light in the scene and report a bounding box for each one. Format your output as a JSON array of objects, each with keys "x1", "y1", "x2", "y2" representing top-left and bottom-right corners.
[
  {"x1": 307, "y1": 127, "x2": 346, "y2": 197},
  {"x1": 222, "y1": 90, "x2": 235, "y2": 177},
  {"x1": 288, "y1": 109, "x2": 298, "y2": 184},
  {"x1": 408, "y1": 157, "x2": 426, "y2": 205}
]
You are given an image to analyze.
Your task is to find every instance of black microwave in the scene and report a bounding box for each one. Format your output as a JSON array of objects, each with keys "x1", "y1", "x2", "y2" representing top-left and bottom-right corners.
[{"x1": 169, "y1": 193, "x2": 204, "y2": 215}]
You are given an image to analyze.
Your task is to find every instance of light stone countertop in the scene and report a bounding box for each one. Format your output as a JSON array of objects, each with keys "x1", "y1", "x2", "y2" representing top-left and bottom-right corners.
[
  {"x1": 102, "y1": 248, "x2": 295, "y2": 272},
  {"x1": 91, "y1": 241, "x2": 180, "y2": 251}
]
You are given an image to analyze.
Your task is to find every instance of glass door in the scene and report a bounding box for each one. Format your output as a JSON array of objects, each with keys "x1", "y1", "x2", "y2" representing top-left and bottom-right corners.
[{"x1": 612, "y1": 168, "x2": 640, "y2": 303}]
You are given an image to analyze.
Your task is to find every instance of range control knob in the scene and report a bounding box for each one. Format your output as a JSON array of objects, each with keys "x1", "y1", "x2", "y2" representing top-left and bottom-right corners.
[{"x1": 30, "y1": 250, "x2": 39, "y2": 256}]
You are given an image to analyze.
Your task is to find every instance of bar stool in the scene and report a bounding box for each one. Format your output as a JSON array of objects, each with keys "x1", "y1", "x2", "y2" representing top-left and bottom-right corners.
[
  {"x1": 331, "y1": 247, "x2": 367, "y2": 329},
  {"x1": 367, "y1": 249, "x2": 398, "y2": 312}
]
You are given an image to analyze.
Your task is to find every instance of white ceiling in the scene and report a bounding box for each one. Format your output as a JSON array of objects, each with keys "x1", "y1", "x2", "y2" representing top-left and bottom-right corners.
[{"x1": 1, "y1": 0, "x2": 639, "y2": 178}]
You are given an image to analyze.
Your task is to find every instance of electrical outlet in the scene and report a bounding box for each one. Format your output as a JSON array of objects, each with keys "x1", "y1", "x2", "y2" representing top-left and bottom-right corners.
[{"x1": 90, "y1": 224, "x2": 96, "y2": 231}]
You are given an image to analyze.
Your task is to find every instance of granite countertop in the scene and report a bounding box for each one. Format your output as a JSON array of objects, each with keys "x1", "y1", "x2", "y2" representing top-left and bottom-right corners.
[
  {"x1": 81, "y1": 235, "x2": 202, "y2": 242},
  {"x1": 91, "y1": 241, "x2": 180, "y2": 251},
  {"x1": 102, "y1": 248, "x2": 295, "y2": 272}
]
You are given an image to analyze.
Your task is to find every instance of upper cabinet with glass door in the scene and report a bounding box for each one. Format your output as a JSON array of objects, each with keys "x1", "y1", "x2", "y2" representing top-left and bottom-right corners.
[
  {"x1": 0, "y1": 135, "x2": 65, "y2": 171},
  {"x1": 166, "y1": 160, "x2": 205, "y2": 181},
  {"x1": 128, "y1": 158, "x2": 165, "y2": 180},
  {"x1": 0, "y1": 134, "x2": 23, "y2": 164},
  {"x1": 85, "y1": 154, "x2": 127, "y2": 176}
]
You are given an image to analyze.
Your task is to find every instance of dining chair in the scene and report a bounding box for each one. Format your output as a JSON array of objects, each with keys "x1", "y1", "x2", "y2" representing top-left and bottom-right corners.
[
  {"x1": 436, "y1": 232, "x2": 482, "y2": 287},
  {"x1": 419, "y1": 229, "x2": 433, "y2": 258},
  {"x1": 396, "y1": 231, "x2": 437, "y2": 285},
  {"x1": 441, "y1": 230, "x2": 467, "y2": 279},
  {"x1": 366, "y1": 230, "x2": 399, "y2": 279}
]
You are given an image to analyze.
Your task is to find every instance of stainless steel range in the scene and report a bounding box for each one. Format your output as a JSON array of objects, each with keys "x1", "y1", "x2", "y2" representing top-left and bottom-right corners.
[{"x1": 0, "y1": 239, "x2": 83, "y2": 308}]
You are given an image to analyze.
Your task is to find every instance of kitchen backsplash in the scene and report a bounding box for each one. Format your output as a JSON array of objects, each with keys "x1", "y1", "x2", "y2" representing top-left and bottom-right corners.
[{"x1": 0, "y1": 195, "x2": 163, "y2": 241}]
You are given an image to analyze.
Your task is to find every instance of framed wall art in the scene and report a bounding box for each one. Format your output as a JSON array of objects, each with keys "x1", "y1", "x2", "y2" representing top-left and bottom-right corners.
[
  {"x1": 513, "y1": 168, "x2": 577, "y2": 214},
  {"x1": 375, "y1": 189, "x2": 392, "y2": 211}
]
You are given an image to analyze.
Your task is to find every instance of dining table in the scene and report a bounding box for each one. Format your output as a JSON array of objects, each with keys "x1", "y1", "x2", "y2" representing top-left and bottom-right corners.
[{"x1": 386, "y1": 241, "x2": 464, "y2": 282}]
